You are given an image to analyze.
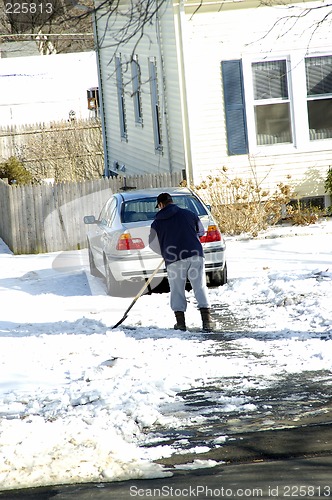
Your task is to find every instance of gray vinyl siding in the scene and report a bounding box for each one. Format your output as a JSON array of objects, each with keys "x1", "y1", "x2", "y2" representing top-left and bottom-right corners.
[
  {"x1": 94, "y1": 0, "x2": 332, "y2": 198},
  {"x1": 94, "y1": 0, "x2": 185, "y2": 177}
]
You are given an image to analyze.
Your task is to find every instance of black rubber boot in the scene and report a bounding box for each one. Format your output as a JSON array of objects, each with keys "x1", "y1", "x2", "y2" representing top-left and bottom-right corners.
[
  {"x1": 174, "y1": 311, "x2": 186, "y2": 331},
  {"x1": 200, "y1": 308, "x2": 214, "y2": 332}
]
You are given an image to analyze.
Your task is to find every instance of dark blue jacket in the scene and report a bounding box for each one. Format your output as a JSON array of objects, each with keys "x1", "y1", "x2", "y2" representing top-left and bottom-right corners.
[{"x1": 149, "y1": 204, "x2": 205, "y2": 266}]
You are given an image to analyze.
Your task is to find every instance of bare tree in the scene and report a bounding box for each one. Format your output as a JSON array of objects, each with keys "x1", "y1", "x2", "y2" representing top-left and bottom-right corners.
[
  {"x1": 2, "y1": 0, "x2": 332, "y2": 57},
  {"x1": 91, "y1": 0, "x2": 165, "y2": 50},
  {"x1": 0, "y1": 0, "x2": 164, "y2": 57},
  {"x1": 254, "y1": 1, "x2": 332, "y2": 45},
  {"x1": 1, "y1": 0, "x2": 95, "y2": 54}
]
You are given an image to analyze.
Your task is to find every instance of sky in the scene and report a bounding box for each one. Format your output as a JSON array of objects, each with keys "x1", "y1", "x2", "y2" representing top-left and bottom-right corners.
[{"x1": 0, "y1": 219, "x2": 331, "y2": 491}]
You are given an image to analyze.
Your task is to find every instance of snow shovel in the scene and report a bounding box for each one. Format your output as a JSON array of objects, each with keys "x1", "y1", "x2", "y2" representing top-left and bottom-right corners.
[{"x1": 111, "y1": 259, "x2": 164, "y2": 329}]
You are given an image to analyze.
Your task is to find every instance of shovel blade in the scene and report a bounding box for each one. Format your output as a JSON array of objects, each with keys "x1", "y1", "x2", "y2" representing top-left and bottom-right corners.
[{"x1": 111, "y1": 314, "x2": 128, "y2": 329}]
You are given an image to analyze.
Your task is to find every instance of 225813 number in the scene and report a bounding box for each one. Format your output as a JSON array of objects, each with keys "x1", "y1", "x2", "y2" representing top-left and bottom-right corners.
[
  {"x1": 283, "y1": 485, "x2": 331, "y2": 497},
  {"x1": 5, "y1": 3, "x2": 53, "y2": 14}
]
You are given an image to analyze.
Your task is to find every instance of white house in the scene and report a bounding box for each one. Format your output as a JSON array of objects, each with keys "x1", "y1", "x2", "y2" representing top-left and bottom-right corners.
[
  {"x1": 0, "y1": 51, "x2": 99, "y2": 126},
  {"x1": 94, "y1": 0, "x2": 332, "y2": 207}
]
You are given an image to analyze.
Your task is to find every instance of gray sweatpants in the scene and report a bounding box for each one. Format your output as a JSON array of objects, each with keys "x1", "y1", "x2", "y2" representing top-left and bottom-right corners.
[{"x1": 167, "y1": 256, "x2": 210, "y2": 312}]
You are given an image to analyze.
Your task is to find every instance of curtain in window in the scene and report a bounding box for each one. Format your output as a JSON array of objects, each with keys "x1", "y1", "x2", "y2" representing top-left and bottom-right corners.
[
  {"x1": 306, "y1": 56, "x2": 332, "y2": 140},
  {"x1": 252, "y1": 60, "x2": 288, "y2": 100},
  {"x1": 306, "y1": 56, "x2": 332, "y2": 96}
]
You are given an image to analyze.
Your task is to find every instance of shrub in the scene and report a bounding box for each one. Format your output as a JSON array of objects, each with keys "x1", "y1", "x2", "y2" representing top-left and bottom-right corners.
[
  {"x1": 0, "y1": 156, "x2": 33, "y2": 185},
  {"x1": 286, "y1": 201, "x2": 320, "y2": 225},
  {"x1": 15, "y1": 119, "x2": 104, "y2": 183},
  {"x1": 191, "y1": 168, "x2": 294, "y2": 236},
  {"x1": 286, "y1": 197, "x2": 326, "y2": 224}
]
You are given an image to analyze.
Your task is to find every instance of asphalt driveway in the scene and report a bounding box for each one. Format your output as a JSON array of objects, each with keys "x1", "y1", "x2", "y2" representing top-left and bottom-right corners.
[{"x1": 2, "y1": 421, "x2": 332, "y2": 499}]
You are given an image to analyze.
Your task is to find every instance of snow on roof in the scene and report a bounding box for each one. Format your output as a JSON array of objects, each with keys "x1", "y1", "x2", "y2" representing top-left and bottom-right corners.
[{"x1": 0, "y1": 52, "x2": 98, "y2": 125}]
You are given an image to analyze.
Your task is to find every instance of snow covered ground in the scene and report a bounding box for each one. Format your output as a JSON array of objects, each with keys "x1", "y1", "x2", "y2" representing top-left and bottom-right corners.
[{"x1": 0, "y1": 219, "x2": 331, "y2": 491}]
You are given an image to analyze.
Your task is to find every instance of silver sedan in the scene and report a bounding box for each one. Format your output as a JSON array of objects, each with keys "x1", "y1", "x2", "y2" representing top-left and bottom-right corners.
[{"x1": 84, "y1": 187, "x2": 227, "y2": 294}]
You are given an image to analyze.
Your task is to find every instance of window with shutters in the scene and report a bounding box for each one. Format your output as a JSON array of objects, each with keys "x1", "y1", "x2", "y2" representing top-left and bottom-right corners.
[
  {"x1": 306, "y1": 56, "x2": 332, "y2": 140},
  {"x1": 115, "y1": 55, "x2": 127, "y2": 140},
  {"x1": 149, "y1": 58, "x2": 163, "y2": 153},
  {"x1": 252, "y1": 59, "x2": 292, "y2": 146},
  {"x1": 132, "y1": 56, "x2": 143, "y2": 125},
  {"x1": 223, "y1": 54, "x2": 332, "y2": 155}
]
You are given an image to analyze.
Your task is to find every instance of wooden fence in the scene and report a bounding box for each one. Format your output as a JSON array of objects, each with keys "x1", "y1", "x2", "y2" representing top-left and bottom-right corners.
[
  {"x1": 0, "y1": 119, "x2": 103, "y2": 181},
  {"x1": 0, "y1": 172, "x2": 183, "y2": 254}
]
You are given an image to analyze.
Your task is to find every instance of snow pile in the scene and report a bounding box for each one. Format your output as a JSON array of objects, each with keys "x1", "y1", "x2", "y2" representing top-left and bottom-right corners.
[{"x1": 0, "y1": 219, "x2": 331, "y2": 490}]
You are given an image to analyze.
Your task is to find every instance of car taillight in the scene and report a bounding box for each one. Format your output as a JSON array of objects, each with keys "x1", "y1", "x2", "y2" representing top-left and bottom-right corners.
[
  {"x1": 116, "y1": 233, "x2": 145, "y2": 250},
  {"x1": 200, "y1": 225, "x2": 222, "y2": 243}
]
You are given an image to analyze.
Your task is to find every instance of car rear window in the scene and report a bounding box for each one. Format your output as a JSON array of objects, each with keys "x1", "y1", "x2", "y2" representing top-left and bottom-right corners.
[
  {"x1": 121, "y1": 195, "x2": 207, "y2": 222},
  {"x1": 173, "y1": 195, "x2": 207, "y2": 216}
]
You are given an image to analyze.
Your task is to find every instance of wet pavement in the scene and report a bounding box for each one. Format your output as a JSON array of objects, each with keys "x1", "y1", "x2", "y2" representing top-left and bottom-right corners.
[{"x1": 1, "y1": 422, "x2": 332, "y2": 499}]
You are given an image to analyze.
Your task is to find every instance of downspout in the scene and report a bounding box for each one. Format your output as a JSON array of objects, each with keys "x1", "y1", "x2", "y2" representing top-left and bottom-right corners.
[
  {"x1": 92, "y1": 10, "x2": 110, "y2": 178},
  {"x1": 173, "y1": 0, "x2": 193, "y2": 185}
]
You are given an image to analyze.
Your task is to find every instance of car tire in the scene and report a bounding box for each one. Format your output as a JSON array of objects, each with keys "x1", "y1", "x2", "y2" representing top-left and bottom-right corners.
[
  {"x1": 208, "y1": 262, "x2": 227, "y2": 287},
  {"x1": 105, "y1": 260, "x2": 121, "y2": 295},
  {"x1": 88, "y1": 242, "x2": 101, "y2": 277}
]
